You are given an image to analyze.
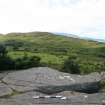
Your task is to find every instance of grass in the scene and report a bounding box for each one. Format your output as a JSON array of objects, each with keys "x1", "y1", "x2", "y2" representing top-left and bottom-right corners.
[{"x1": 8, "y1": 51, "x2": 68, "y2": 69}]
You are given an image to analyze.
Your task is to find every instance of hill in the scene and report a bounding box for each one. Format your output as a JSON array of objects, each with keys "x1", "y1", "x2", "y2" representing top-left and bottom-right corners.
[{"x1": 0, "y1": 32, "x2": 105, "y2": 74}]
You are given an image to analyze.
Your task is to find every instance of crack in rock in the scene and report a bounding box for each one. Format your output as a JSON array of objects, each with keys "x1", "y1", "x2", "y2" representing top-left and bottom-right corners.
[
  {"x1": 36, "y1": 82, "x2": 99, "y2": 94},
  {"x1": 0, "y1": 83, "x2": 13, "y2": 98}
]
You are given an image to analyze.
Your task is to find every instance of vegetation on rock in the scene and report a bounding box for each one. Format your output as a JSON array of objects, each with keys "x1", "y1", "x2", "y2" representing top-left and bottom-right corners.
[{"x1": 99, "y1": 78, "x2": 105, "y2": 90}]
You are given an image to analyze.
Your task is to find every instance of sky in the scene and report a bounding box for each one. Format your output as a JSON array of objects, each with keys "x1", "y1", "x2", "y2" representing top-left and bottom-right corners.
[{"x1": 0, "y1": 0, "x2": 105, "y2": 39}]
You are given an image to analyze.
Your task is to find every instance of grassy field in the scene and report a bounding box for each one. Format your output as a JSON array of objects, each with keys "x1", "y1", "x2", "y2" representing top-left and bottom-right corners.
[{"x1": 0, "y1": 32, "x2": 105, "y2": 74}]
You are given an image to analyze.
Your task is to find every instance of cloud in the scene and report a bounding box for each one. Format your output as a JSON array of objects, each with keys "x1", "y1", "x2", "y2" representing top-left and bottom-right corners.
[{"x1": 0, "y1": 0, "x2": 105, "y2": 39}]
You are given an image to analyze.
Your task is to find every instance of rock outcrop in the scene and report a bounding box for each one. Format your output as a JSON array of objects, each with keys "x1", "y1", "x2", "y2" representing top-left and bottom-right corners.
[{"x1": 0, "y1": 67, "x2": 105, "y2": 105}]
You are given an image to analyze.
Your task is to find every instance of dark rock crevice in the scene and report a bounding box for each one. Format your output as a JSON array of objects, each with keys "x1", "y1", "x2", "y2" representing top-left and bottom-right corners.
[{"x1": 36, "y1": 81, "x2": 100, "y2": 94}]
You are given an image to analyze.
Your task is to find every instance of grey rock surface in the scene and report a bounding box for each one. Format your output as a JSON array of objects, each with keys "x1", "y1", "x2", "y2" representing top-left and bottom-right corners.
[
  {"x1": 2, "y1": 67, "x2": 102, "y2": 93},
  {"x1": 0, "y1": 72, "x2": 9, "y2": 80},
  {"x1": 0, "y1": 91, "x2": 105, "y2": 105},
  {"x1": 0, "y1": 83, "x2": 13, "y2": 97},
  {"x1": 0, "y1": 67, "x2": 105, "y2": 105}
]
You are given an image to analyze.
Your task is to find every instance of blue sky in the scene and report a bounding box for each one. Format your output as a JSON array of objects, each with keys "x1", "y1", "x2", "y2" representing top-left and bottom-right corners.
[{"x1": 0, "y1": 0, "x2": 105, "y2": 39}]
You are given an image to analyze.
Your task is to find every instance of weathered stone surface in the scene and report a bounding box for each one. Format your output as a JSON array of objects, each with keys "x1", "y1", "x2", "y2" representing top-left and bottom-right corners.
[
  {"x1": 3, "y1": 67, "x2": 101, "y2": 84},
  {"x1": 0, "y1": 91, "x2": 105, "y2": 105},
  {"x1": 2, "y1": 67, "x2": 102, "y2": 93},
  {"x1": 0, "y1": 83, "x2": 13, "y2": 97},
  {"x1": 0, "y1": 72, "x2": 9, "y2": 80},
  {"x1": 0, "y1": 67, "x2": 105, "y2": 105},
  {"x1": 1, "y1": 67, "x2": 103, "y2": 94}
]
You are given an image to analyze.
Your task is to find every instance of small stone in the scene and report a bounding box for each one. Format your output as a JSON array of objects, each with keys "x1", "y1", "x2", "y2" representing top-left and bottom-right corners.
[
  {"x1": 61, "y1": 97, "x2": 67, "y2": 100},
  {"x1": 44, "y1": 96, "x2": 51, "y2": 98},
  {"x1": 84, "y1": 95, "x2": 88, "y2": 98},
  {"x1": 69, "y1": 78, "x2": 76, "y2": 82},
  {"x1": 64, "y1": 76, "x2": 71, "y2": 78},
  {"x1": 32, "y1": 96, "x2": 40, "y2": 99},
  {"x1": 102, "y1": 100, "x2": 105, "y2": 104},
  {"x1": 55, "y1": 95, "x2": 62, "y2": 98},
  {"x1": 59, "y1": 76, "x2": 64, "y2": 79}
]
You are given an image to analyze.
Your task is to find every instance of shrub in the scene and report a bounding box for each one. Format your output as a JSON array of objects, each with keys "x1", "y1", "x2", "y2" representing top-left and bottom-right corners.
[
  {"x1": 0, "y1": 43, "x2": 7, "y2": 57},
  {"x1": 62, "y1": 55, "x2": 80, "y2": 74},
  {"x1": 99, "y1": 78, "x2": 105, "y2": 90},
  {"x1": 0, "y1": 43, "x2": 41, "y2": 70},
  {"x1": 14, "y1": 55, "x2": 41, "y2": 69},
  {"x1": 0, "y1": 43, "x2": 14, "y2": 71},
  {"x1": 0, "y1": 56, "x2": 15, "y2": 70}
]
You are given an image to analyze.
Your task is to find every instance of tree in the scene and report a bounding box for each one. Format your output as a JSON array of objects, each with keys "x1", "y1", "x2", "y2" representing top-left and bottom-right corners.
[
  {"x1": 0, "y1": 43, "x2": 15, "y2": 70},
  {"x1": 0, "y1": 43, "x2": 7, "y2": 57}
]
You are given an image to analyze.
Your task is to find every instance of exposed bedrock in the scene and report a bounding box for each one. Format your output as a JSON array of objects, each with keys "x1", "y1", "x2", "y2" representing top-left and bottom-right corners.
[
  {"x1": 0, "y1": 67, "x2": 105, "y2": 105},
  {"x1": 1, "y1": 67, "x2": 104, "y2": 94}
]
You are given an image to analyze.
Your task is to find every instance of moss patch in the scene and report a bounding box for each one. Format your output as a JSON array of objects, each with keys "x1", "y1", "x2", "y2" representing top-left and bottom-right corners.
[{"x1": 99, "y1": 78, "x2": 105, "y2": 91}]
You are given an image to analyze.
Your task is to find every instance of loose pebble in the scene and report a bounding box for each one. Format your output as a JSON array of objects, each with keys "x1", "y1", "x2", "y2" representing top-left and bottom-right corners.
[
  {"x1": 33, "y1": 95, "x2": 68, "y2": 99},
  {"x1": 32, "y1": 96, "x2": 40, "y2": 99},
  {"x1": 102, "y1": 100, "x2": 105, "y2": 103},
  {"x1": 44, "y1": 96, "x2": 51, "y2": 98},
  {"x1": 59, "y1": 76, "x2": 64, "y2": 79},
  {"x1": 70, "y1": 78, "x2": 76, "y2": 82},
  {"x1": 59, "y1": 75, "x2": 76, "y2": 82},
  {"x1": 61, "y1": 97, "x2": 67, "y2": 100},
  {"x1": 64, "y1": 76, "x2": 71, "y2": 78},
  {"x1": 84, "y1": 95, "x2": 88, "y2": 98},
  {"x1": 55, "y1": 95, "x2": 62, "y2": 98}
]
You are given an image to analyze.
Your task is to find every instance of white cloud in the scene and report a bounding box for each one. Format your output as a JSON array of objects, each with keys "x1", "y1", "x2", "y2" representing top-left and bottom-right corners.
[{"x1": 0, "y1": 0, "x2": 105, "y2": 39}]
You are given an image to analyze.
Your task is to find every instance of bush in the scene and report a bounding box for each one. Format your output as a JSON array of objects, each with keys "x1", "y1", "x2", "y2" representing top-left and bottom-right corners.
[
  {"x1": 0, "y1": 43, "x2": 41, "y2": 70},
  {"x1": 0, "y1": 43, "x2": 14, "y2": 71},
  {"x1": 0, "y1": 43, "x2": 7, "y2": 57},
  {"x1": 62, "y1": 55, "x2": 80, "y2": 74},
  {"x1": 14, "y1": 55, "x2": 41, "y2": 69},
  {"x1": 0, "y1": 56, "x2": 15, "y2": 70}
]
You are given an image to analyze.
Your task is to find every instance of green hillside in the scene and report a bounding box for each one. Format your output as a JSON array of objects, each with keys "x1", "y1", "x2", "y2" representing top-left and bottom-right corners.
[{"x1": 0, "y1": 32, "x2": 105, "y2": 74}]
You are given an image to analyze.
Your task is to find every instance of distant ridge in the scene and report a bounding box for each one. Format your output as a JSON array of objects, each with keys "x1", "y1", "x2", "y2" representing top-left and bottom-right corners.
[
  {"x1": 53, "y1": 32, "x2": 105, "y2": 43},
  {"x1": 0, "y1": 31, "x2": 105, "y2": 43},
  {"x1": 53, "y1": 32, "x2": 79, "y2": 38}
]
